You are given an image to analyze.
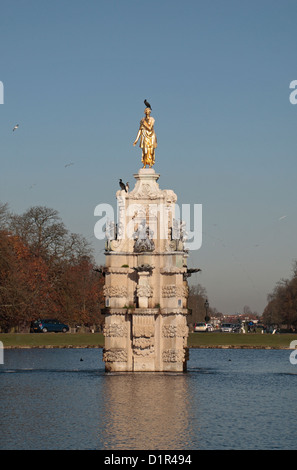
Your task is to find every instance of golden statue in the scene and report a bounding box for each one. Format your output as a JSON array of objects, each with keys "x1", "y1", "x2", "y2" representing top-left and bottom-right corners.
[{"x1": 133, "y1": 107, "x2": 157, "y2": 168}]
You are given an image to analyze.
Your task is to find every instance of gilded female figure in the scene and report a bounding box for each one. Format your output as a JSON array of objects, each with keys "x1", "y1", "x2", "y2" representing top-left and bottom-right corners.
[{"x1": 133, "y1": 108, "x2": 157, "y2": 168}]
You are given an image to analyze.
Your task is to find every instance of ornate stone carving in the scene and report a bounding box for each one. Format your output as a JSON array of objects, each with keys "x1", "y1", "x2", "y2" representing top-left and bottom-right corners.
[
  {"x1": 102, "y1": 165, "x2": 190, "y2": 371},
  {"x1": 103, "y1": 286, "x2": 128, "y2": 297},
  {"x1": 162, "y1": 325, "x2": 189, "y2": 338},
  {"x1": 103, "y1": 324, "x2": 128, "y2": 337},
  {"x1": 172, "y1": 218, "x2": 180, "y2": 240},
  {"x1": 130, "y1": 183, "x2": 160, "y2": 200},
  {"x1": 133, "y1": 337, "x2": 154, "y2": 356},
  {"x1": 133, "y1": 325, "x2": 154, "y2": 338},
  {"x1": 108, "y1": 239, "x2": 123, "y2": 251},
  {"x1": 171, "y1": 218, "x2": 187, "y2": 241},
  {"x1": 163, "y1": 189, "x2": 177, "y2": 204},
  {"x1": 103, "y1": 348, "x2": 128, "y2": 362},
  {"x1": 134, "y1": 264, "x2": 154, "y2": 273},
  {"x1": 162, "y1": 349, "x2": 185, "y2": 363},
  {"x1": 132, "y1": 324, "x2": 155, "y2": 356},
  {"x1": 162, "y1": 285, "x2": 188, "y2": 298},
  {"x1": 105, "y1": 219, "x2": 116, "y2": 240},
  {"x1": 162, "y1": 285, "x2": 176, "y2": 298},
  {"x1": 176, "y1": 285, "x2": 189, "y2": 298},
  {"x1": 133, "y1": 220, "x2": 155, "y2": 252},
  {"x1": 136, "y1": 284, "x2": 153, "y2": 298}
]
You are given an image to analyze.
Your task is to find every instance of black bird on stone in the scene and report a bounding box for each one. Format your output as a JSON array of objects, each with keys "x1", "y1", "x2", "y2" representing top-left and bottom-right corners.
[
  {"x1": 144, "y1": 99, "x2": 152, "y2": 110},
  {"x1": 119, "y1": 179, "x2": 127, "y2": 191}
]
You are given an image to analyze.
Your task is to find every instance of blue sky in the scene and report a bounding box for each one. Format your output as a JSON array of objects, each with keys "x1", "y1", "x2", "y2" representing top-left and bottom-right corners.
[{"x1": 1, "y1": 0, "x2": 297, "y2": 315}]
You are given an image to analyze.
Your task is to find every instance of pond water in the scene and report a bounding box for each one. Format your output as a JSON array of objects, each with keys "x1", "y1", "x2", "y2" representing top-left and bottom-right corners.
[{"x1": 0, "y1": 348, "x2": 296, "y2": 450}]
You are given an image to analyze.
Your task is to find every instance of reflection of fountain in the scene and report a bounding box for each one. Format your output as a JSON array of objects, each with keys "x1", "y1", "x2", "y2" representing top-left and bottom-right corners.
[{"x1": 100, "y1": 372, "x2": 195, "y2": 450}]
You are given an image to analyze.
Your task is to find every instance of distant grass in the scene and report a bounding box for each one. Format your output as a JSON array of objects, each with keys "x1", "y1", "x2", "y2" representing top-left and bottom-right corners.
[
  {"x1": 188, "y1": 332, "x2": 297, "y2": 349},
  {"x1": 0, "y1": 333, "x2": 105, "y2": 348},
  {"x1": 1, "y1": 332, "x2": 296, "y2": 349}
]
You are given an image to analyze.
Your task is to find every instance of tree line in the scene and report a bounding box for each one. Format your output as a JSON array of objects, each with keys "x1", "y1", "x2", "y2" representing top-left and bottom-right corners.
[
  {"x1": 2, "y1": 201, "x2": 294, "y2": 332},
  {"x1": 0, "y1": 203, "x2": 104, "y2": 332},
  {"x1": 262, "y1": 260, "x2": 297, "y2": 329}
]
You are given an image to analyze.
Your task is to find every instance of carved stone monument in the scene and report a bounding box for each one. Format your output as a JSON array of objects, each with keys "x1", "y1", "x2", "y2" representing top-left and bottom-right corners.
[{"x1": 102, "y1": 104, "x2": 196, "y2": 372}]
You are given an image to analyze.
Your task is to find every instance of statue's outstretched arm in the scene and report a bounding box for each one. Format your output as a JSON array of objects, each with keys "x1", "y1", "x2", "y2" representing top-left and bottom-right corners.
[{"x1": 133, "y1": 129, "x2": 141, "y2": 146}]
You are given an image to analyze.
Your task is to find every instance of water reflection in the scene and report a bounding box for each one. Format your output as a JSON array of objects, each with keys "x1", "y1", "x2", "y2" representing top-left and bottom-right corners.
[
  {"x1": 2, "y1": 349, "x2": 297, "y2": 450},
  {"x1": 100, "y1": 373, "x2": 195, "y2": 450}
]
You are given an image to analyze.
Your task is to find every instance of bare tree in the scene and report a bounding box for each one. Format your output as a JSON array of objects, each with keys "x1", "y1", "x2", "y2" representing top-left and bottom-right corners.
[
  {"x1": 0, "y1": 202, "x2": 10, "y2": 229},
  {"x1": 9, "y1": 206, "x2": 68, "y2": 259},
  {"x1": 188, "y1": 284, "x2": 208, "y2": 324}
]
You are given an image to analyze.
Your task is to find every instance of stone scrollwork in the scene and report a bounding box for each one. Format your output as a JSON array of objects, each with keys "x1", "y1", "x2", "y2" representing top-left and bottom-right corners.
[
  {"x1": 162, "y1": 285, "x2": 188, "y2": 298},
  {"x1": 103, "y1": 348, "x2": 128, "y2": 362},
  {"x1": 162, "y1": 285, "x2": 176, "y2": 298},
  {"x1": 133, "y1": 325, "x2": 154, "y2": 338},
  {"x1": 162, "y1": 349, "x2": 185, "y2": 363},
  {"x1": 103, "y1": 286, "x2": 128, "y2": 298},
  {"x1": 133, "y1": 338, "x2": 154, "y2": 356},
  {"x1": 132, "y1": 325, "x2": 155, "y2": 356},
  {"x1": 136, "y1": 284, "x2": 153, "y2": 298},
  {"x1": 103, "y1": 324, "x2": 128, "y2": 338},
  {"x1": 130, "y1": 183, "x2": 160, "y2": 200},
  {"x1": 162, "y1": 325, "x2": 189, "y2": 338}
]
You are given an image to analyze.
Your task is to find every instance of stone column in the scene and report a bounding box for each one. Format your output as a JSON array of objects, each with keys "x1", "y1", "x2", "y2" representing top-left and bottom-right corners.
[{"x1": 136, "y1": 271, "x2": 153, "y2": 308}]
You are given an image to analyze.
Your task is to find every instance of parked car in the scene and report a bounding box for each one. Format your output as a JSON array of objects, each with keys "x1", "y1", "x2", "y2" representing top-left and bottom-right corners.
[
  {"x1": 30, "y1": 319, "x2": 69, "y2": 333},
  {"x1": 194, "y1": 322, "x2": 212, "y2": 332},
  {"x1": 220, "y1": 323, "x2": 234, "y2": 333}
]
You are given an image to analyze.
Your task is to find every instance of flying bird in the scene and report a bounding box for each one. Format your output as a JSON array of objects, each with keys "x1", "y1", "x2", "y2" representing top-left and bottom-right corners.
[
  {"x1": 65, "y1": 162, "x2": 74, "y2": 168},
  {"x1": 144, "y1": 99, "x2": 152, "y2": 110},
  {"x1": 119, "y1": 179, "x2": 127, "y2": 191},
  {"x1": 12, "y1": 124, "x2": 19, "y2": 132},
  {"x1": 125, "y1": 182, "x2": 129, "y2": 192}
]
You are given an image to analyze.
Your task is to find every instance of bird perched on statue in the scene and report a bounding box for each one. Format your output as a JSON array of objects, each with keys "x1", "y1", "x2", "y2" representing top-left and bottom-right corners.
[
  {"x1": 144, "y1": 99, "x2": 151, "y2": 110},
  {"x1": 119, "y1": 179, "x2": 127, "y2": 191},
  {"x1": 12, "y1": 124, "x2": 19, "y2": 132},
  {"x1": 125, "y1": 182, "x2": 129, "y2": 192}
]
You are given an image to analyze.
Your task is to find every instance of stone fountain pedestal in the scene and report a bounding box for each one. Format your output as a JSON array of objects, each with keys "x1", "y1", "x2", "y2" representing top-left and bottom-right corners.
[{"x1": 102, "y1": 168, "x2": 193, "y2": 372}]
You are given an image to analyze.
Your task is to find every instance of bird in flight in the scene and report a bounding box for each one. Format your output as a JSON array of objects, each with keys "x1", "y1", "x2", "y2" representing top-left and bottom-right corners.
[
  {"x1": 12, "y1": 124, "x2": 19, "y2": 132},
  {"x1": 65, "y1": 162, "x2": 74, "y2": 168},
  {"x1": 119, "y1": 179, "x2": 127, "y2": 191},
  {"x1": 144, "y1": 99, "x2": 152, "y2": 110}
]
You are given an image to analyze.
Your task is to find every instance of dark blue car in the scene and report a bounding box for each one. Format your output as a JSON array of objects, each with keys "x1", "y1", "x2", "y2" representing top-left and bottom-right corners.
[{"x1": 31, "y1": 319, "x2": 69, "y2": 333}]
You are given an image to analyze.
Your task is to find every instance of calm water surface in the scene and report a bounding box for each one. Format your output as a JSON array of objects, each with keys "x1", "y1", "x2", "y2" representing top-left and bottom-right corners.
[{"x1": 0, "y1": 348, "x2": 296, "y2": 450}]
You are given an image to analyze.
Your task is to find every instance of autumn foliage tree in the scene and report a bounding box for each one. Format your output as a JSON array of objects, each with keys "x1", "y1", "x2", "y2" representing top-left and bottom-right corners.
[{"x1": 0, "y1": 203, "x2": 104, "y2": 331}]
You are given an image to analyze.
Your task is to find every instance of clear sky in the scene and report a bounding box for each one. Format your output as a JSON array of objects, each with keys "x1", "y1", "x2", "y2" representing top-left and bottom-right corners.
[{"x1": 1, "y1": 0, "x2": 297, "y2": 315}]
